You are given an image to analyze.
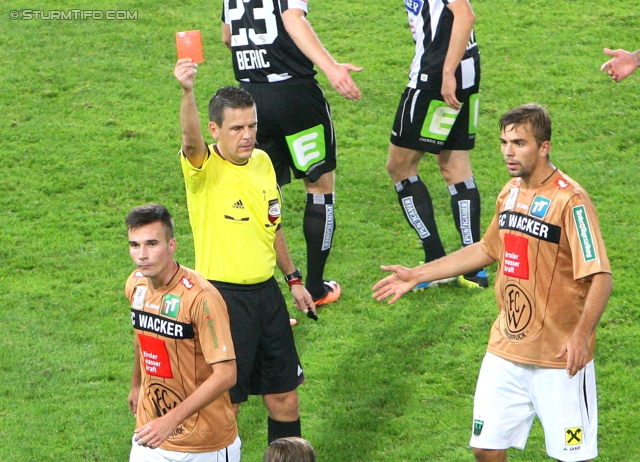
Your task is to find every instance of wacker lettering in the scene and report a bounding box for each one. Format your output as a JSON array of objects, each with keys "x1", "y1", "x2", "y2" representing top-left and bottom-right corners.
[
  {"x1": 499, "y1": 211, "x2": 561, "y2": 243},
  {"x1": 131, "y1": 311, "x2": 194, "y2": 339}
]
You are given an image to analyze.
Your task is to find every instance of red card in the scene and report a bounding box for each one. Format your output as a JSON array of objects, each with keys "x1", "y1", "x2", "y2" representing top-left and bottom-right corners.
[{"x1": 176, "y1": 30, "x2": 203, "y2": 63}]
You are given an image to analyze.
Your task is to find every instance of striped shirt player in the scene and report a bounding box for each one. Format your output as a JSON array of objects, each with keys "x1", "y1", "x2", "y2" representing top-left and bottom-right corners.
[
  {"x1": 388, "y1": 0, "x2": 486, "y2": 289},
  {"x1": 221, "y1": 0, "x2": 363, "y2": 305}
]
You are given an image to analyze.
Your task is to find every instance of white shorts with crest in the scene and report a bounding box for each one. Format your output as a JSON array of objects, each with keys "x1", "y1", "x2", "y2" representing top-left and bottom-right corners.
[{"x1": 470, "y1": 352, "x2": 597, "y2": 461}]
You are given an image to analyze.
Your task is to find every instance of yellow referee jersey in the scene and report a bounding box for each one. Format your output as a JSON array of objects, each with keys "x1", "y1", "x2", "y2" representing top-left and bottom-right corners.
[{"x1": 181, "y1": 145, "x2": 281, "y2": 284}]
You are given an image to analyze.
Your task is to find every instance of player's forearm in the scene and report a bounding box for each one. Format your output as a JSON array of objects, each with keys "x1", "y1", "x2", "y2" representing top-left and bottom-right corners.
[
  {"x1": 274, "y1": 228, "x2": 297, "y2": 276},
  {"x1": 180, "y1": 89, "x2": 206, "y2": 159},
  {"x1": 282, "y1": 10, "x2": 337, "y2": 75},
  {"x1": 131, "y1": 336, "x2": 142, "y2": 388},
  {"x1": 571, "y1": 272, "x2": 612, "y2": 340},
  {"x1": 442, "y1": 2, "x2": 476, "y2": 76},
  {"x1": 411, "y1": 243, "x2": 493, "y2": 283},
  {"x1": 221, "y1": 23, "x2": 232, "y2": 51}
]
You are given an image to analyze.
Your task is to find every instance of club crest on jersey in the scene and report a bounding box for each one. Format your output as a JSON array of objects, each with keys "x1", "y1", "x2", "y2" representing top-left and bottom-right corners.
[
  {"x1": 132, "y1": 286, "x2": 147, "y2": 310},
  {"x1": 268, "y1": 198, "x2": 281, "y2": 225},
  {"x1": 162, "y1": 294, "x2": 181, "y2": 319},
  {"x1": 529, "y1": 196, "x2": 551, "y2": 219},
  {"x1": 405, "y1": 0, "x2": 423, "y2": 16},
  {"x1": 473, "y1": 419, "x2": 484, "y2": 437}
]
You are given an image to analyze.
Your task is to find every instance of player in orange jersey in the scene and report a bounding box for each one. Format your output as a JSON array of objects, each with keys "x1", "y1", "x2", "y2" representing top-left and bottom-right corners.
[
  {"x1": 374, "y1": 104, "x2": 612, "y2": 462},
  {"x1": 125, "y1": 203, "x2": 240, "y2": 461}
]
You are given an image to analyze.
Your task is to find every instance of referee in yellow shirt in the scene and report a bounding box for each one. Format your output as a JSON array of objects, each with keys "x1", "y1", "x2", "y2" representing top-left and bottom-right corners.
[{"x1": 174, "y1": 58, "x2": 315, "y2": 447}]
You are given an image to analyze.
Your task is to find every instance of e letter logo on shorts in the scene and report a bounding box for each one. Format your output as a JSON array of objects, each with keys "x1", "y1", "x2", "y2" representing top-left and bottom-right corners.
[
  {"x1": 421, "y1": 100, "x2": 461, "y2": 141},
  {"x1": 468, "y1": 93, "x2": 479, "y2": 135},
  {"x1": 286, "y1": 124, "x2": 326, "y2": 172}
]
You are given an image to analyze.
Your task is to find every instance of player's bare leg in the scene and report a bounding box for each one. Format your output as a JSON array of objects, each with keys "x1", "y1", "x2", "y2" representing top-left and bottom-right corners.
[
  {"x1": 303, "y1": 171, "x2": 340, "y2": 304},
  {"x1": 473, "y1": 448, "x2": 507, "y2": 462},
  {"x1": 263, "y1": 390, "x2": 301, "y2": 443}
]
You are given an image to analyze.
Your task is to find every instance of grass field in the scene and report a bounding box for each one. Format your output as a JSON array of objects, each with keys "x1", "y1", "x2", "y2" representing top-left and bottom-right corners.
[{"x1": 1, "y1": 0, "x2": 639, "y2": 460}]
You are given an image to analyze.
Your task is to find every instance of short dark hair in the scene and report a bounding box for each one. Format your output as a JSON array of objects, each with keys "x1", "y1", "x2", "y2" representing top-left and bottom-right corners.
[
  {"x1": 263, "y1": 437, "x2": 316, "y2": 462},
  {"x1": 125, "y1": 203, "x2": 174, "y2": 240},
  {"x1": 208, "y1": 86, "x2": 255, "y2": 126},
  {"x1": 499, "y1": 103, "x2": 552, "y2": 146}
]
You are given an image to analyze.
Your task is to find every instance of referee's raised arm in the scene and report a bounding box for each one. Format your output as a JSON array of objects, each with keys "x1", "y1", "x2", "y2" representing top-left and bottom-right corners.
[{"x1": 175, "y1": 59, "x2": 207, "y2": 168}]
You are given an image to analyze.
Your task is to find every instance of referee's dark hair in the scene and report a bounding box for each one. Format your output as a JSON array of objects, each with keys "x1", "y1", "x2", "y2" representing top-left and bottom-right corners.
[
  {"x1": 499, "y1": 103, "x2": 552, "y2": 147},
  {"x1": 125, "y1": 203, "x2": 175, "y2": 240},
  {"x1": 208, "y1": 86, "x2": 255, "y2": 126}
]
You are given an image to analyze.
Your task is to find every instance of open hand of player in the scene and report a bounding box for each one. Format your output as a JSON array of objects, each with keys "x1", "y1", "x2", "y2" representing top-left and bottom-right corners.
[
  {"x1": 372, "y1": 265, "x2": 416, "y2": 304},
  {"x1": 441, "y1": 72, "x2": 461, "y2": 110},
  {"x1": 556, "y1": 333, "x2": 590, "y2": 378},
  {"x1": 601, "y1": 48, "x2": 640, "y2": 82},
  {"x1": 325, "y1": 62, "x2": 363, "y2": 101},
  {"x1": 128, "y1": 385, "x2": 140, "y2": 416},
  {"x1": 174, "y1": 58, "x2": 198, "y2": 90},
  {"x1": 133, "y1": 414, "x2": 179, "y2": 450}
]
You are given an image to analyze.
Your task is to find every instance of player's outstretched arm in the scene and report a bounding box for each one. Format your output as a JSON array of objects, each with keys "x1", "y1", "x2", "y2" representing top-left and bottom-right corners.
[
  {"x1": 556, "y1": 272, "x2": 612, "y2": 378},
  {"x1": 373, "y1": 243, "x2": 494, "y2": 304},
  {"x1": 372, "y1": 265, "x2": 417, "y2": 304},
  {"x1": 133, "y1": 359, "x2": 237, "y2": 449},
  {"x1": 282, "y1": 8, "x2": 362, "y2": 101},
  {"x1": 601, "y1": 48, "x2": 640, "y2": 82},
  {"x1": 441, "y1": 0, "x2": 476, "y2": 110},
  {"x1": 174, "y1": 59, "x2": 207, "y2": 168}
]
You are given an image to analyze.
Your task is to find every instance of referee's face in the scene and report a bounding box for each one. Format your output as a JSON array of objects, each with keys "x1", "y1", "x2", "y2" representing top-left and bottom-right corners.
[{"x1": 211, "y1": 106, "x2": 258, "y2": 166}]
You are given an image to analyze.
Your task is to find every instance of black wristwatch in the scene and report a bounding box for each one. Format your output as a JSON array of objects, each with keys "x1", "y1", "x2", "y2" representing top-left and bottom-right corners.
[{"x1": 284, "y1": 269, "x2": 303, "y2": 283}]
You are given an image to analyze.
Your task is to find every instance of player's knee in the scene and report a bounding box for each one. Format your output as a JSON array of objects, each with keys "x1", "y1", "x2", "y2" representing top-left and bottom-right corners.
[
  {"x1": 472, "y1": 447, "x2": 507, "y2": 462},
  {"x1": 264, "y1": 391, "x2": 299, "y2": 419}
]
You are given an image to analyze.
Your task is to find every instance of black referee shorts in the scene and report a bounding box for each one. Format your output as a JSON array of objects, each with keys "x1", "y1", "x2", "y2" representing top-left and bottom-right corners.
[
  {"x1": 241, "y1": 77, "x2": 336, "y2": 186},
  {"x1": 209, "y1": 277, "x2": 304, "y2": 403}
]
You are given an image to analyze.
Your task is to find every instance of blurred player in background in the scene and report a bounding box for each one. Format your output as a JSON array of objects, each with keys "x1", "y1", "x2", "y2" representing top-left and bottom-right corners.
[
  {"x1": 386, "y1": 0, "x2": 487, "y2": 290},
  {"x1": 263, "y1": 437, "x2": 316, "y2": 462}
]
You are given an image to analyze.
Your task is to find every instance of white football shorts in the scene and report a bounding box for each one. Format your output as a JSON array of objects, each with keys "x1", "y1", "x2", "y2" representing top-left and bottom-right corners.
[
  {"x1": 469, "y1": 352, "x2": 597, "y2": 461},
  {"x1": 130, "y1": 435, "x2": 241, "y2": 462}
]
